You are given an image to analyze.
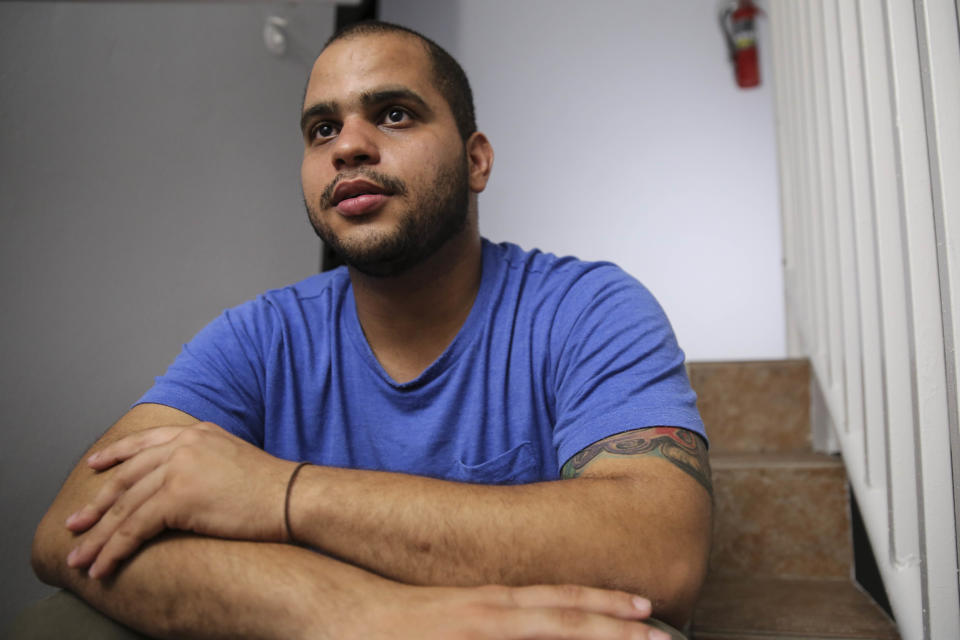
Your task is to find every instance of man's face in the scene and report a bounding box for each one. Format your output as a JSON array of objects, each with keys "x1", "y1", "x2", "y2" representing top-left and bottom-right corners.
[{"x1": 300, "y1": 33, "x2": 471, "y2": 277}]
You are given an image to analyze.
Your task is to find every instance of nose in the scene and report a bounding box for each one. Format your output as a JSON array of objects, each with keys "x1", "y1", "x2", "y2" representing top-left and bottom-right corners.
[{"x1": 331, "y1": 117, "x2": 380, "y2": 169}]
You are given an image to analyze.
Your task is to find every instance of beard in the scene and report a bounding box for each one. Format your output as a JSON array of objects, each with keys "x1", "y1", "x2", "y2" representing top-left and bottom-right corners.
[{"x1": 304, "y1": 157, "x2": 470, "y2": 278}]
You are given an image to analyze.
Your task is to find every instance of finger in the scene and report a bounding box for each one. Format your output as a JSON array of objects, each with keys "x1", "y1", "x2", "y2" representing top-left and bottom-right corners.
[
  {"x1": 491, "y1": 584, "x2": 652, "y2": 620},
  {"x1": 87, "y1": 488, "x2": 171, "y2": 579},
  {"x1": 496, "y1": 607, "x2": 670, "y2": 640},
  {"x1": 66, "y1": 465, "x2": 166, "y2": 571},
  {"x1": 66, "y1": 445, "x2": 170, "y2": 533},
  {"x1": 86, "y1": 426, "x2": 187, "y2": 470}
]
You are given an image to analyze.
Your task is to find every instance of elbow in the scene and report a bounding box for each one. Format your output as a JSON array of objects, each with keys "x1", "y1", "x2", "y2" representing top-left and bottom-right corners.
[
  {"x1": 599, "y1": 545, "x2": 707, "y2": 629},
  {"x1": 651, "y1": 555, "x2": 708, "y2": 629},
  {"x1": 31, "y1": 509, "x2": 65, "y2": 587},
  {"x1": 651, "y1": 512, "x2": 711, "y2": 628},
  {"x1": 617, "y1": 517, "x2": 711, "y2": 629}
]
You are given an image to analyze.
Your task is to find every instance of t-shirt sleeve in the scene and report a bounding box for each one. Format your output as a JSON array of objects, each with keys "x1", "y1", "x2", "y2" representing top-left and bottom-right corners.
[
  {"x1": 135, "y1": 301, "x2": 270, "y2": 446},
  {"x1": 550, "y1": 265, "x2": 706, "y2": 470}
]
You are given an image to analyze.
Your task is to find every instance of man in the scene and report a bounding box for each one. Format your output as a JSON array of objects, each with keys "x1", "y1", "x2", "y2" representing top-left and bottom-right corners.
[{"x1": 26, "y1": 21, "x2": 710, "y2": 640}]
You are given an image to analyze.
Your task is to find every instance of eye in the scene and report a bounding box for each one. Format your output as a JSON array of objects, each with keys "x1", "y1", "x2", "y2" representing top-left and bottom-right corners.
[
  {"x1": 381, "y1": 107, "x2": 412, "y2": 126},
  {"x1": 310, "y1": 121, "x2": 339, "y2": 142}
]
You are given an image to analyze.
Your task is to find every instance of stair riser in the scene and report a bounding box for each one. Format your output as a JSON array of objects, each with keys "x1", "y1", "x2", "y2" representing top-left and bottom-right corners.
[
  {"x1": 710, "y1": 463, "x2": 852, "y2": 579},
  {"x1": 689, "y1": 360, "x2": 811, "y2": 453}
]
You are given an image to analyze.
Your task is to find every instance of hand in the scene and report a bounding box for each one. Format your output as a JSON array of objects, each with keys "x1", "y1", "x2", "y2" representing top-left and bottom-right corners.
[
  {"x1": 340, "y1": 583, "x2": 673, "y2": 640},
  {"x1": 64, "y1": 422, "x2": 296, "y2": 579}
]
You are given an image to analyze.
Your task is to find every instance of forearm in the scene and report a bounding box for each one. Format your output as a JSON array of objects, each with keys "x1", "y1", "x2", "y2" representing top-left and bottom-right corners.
[
  {"x1": 32, "y1": 449, "x2": 385, "y2": 640},
  {"x1": 34, "y1": 527, "x2": 380, "y2": 640},
  {"x1": 33, "y1": 473, "x2": 668, "y2": 640},
  {"x1": 30, "y1": 404, "x2": 383, "y2": 639},
  {"x1": 290, "y1": 460, "x2": 710, "y2": 625}
]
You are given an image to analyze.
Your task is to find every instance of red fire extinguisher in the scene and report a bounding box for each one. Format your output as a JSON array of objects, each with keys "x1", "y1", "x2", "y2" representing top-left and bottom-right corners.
[{"x1": 721, "y1": 0, "x2": 762, "y2": 88}]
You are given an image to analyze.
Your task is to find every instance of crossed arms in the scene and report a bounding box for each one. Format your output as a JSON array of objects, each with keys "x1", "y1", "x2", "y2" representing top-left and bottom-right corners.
[{"x1": 32, "y1": 402, "x2": 712, "y2": 639}]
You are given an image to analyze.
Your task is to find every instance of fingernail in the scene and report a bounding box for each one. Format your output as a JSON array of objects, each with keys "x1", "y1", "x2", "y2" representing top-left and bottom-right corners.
[
  {"x1": 66, "y1": 548, "x2": 79, "y2": 566},
  {"x1": 87, "y1": 453, "x2": 99, "y2": 465},
  {"x1": 649, "y1": 630, "x2": 670, "y2": 640},
  {"x1": 65, "y1": 513, "x2": 78, "y2": 527},
  {"x1": 632, "y1": 596, "x2": 651, "y2": 615}
]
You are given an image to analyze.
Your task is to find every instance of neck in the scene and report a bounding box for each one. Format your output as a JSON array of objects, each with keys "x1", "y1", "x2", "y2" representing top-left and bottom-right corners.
[{"x1": 348, "y1": 224, "x2": 483, "y2": 383}]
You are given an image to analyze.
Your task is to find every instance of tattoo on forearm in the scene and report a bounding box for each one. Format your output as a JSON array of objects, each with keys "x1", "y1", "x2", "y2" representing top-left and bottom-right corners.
[{"x1": 561, "y1": 427, "x2": 713, "y2": 496}]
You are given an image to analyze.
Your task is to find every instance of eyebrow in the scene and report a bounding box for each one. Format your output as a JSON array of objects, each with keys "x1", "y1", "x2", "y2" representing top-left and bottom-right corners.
[
  {"x1": 300, "y1": 101, "x2": 337, "y2": 134},
  {"x1": 300, "y1": 86, "x2": 434, "y2": 134},
  {"x1": 360, "y1": 87, "x2": 433, "y2": 115}
]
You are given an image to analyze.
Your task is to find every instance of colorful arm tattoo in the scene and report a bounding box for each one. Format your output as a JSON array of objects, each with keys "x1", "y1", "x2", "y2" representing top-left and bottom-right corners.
[{"x1": 561, "y1": 427, "x2": 713, "y2": 497}]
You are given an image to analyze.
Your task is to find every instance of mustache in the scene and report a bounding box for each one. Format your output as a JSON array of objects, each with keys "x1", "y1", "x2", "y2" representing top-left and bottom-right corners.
[{"x1": 319, "y1": 170, "x2": 408, "y2": 208}]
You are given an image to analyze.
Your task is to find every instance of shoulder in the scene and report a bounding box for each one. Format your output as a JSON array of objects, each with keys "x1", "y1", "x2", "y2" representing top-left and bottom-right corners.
[
  {"x1": 196, "y1": 268, "x2": 349, "y2": 349},
  {"x1": 259, "y1": 267, "x2": 348, "y2": 307},
  {"x1": 484, "y1": 240, "x2": 662, "y2": 323},
  {"x1": 226, "y1": 268, "x2": 348, "y2": 322},
  {"x1": 486, "y1": 239, "x2": 644, "y2": 292}
]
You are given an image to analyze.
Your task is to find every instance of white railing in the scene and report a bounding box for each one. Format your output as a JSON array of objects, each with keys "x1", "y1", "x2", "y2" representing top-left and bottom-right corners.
[{"x1": 767, "y1": 1, "x2": 960, "y2": 638}]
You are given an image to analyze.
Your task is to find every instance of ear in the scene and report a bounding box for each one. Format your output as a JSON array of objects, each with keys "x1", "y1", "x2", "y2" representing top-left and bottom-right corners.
[{"x1": 465, "y1": 132, "x2": 494, "y2": 193}]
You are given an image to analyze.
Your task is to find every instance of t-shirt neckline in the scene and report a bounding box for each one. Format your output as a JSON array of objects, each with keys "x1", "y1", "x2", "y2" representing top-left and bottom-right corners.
[{"x1": 343, "y1": 239, "x2": 499, "y2": 391}]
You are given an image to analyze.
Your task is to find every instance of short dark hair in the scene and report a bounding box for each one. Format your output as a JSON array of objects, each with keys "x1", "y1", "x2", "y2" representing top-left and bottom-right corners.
[{"x1": 321, "y1": 21, "x2": 477, "y2": 141}]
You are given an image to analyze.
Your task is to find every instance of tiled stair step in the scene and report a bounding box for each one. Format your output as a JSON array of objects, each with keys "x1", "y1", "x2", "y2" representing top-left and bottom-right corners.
[
  {"x1": 688, "y1": 360, "x2": 811, "y2": 453},
  {"x1": 691, "y1": 577, "x2": 899, "y2": 639},
  {"x1": 710, "y1": 452, "x2": 851, "y2": 579}
]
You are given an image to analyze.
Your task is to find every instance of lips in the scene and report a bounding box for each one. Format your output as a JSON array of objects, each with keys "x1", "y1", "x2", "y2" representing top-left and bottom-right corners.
[{"x1": 332, "y1": 179, "x2": 389, "y2": 206}]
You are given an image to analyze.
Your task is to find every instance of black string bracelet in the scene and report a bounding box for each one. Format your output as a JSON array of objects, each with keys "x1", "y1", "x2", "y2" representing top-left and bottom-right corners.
[{"x1": 284, "y1": 462, "x2": 310, "y2": 544}]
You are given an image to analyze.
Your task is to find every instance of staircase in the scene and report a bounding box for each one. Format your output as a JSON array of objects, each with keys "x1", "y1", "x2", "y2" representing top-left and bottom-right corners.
[{"x1": 687, "y1": 360, "x2": 899, "y2": 639}]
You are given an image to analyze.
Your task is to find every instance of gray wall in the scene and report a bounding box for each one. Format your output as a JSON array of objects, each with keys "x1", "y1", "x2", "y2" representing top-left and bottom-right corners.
[{"x1": 0, "y1": 2, "x2": 334, "y2": 627}]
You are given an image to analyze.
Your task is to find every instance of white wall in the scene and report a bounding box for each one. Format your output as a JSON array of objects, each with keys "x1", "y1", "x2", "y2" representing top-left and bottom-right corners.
[
  {"x1": 382, "y1": 0, "x2": 785, "y2": 361},
  {"x1": 0, "y1": 2, "x2": 334, "y2": 628}
]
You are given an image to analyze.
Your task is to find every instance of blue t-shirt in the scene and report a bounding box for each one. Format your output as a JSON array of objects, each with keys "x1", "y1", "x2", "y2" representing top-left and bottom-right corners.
[{"x1": 138, "y1": 240, "x2": 705, "y2": 484}]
